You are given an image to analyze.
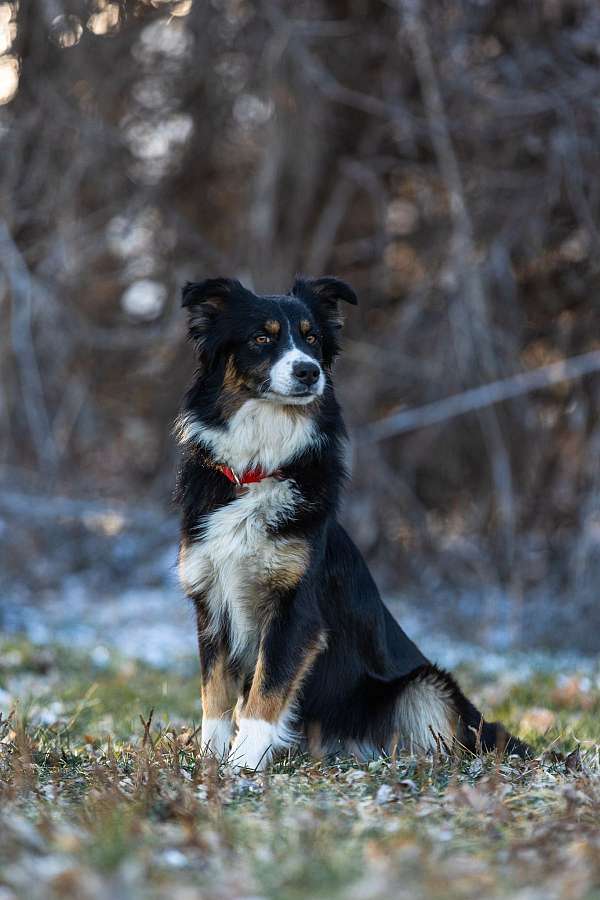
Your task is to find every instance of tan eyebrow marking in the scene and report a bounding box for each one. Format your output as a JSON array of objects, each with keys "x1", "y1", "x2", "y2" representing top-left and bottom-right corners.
[
  {"x1": 300, "y1": 319, "x2": 311, "y2": 335},
  {"x1": 264, "y1": 319, "x2": 281, "y2": 335}
]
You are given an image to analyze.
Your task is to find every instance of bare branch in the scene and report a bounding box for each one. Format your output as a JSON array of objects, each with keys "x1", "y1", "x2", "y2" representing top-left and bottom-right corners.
[
  {"x1": 0, "y1": 486, "x2": 176, "y2": 531},
  {"x1": 1, "y1": 221, "x2": 58, "y2": 471},
  {"x1": 361, "y1": 350, "x2": 600, "y2": 443}
]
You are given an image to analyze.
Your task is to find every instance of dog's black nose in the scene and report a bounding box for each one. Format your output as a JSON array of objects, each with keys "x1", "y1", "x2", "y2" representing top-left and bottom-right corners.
[{"x1": 292, "y1": 360, "x2": 320, "y2": 386}]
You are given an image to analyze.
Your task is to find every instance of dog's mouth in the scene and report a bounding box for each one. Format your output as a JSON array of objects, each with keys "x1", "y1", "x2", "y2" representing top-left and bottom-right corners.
[
  {"x1": 286, "y1": 387, "x2": 315, "y2": 397},
  {"x1": 263, "y1": 350, "x2": 325, "y2": 405},
  {"x1": 261, "y1": 388, "x2": 319, "y2": 405}
]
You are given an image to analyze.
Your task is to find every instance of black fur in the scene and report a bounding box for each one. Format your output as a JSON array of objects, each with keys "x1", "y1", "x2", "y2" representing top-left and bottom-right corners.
[{"x1": 175, "y1": 276, "x2": 529, "y2": 763}]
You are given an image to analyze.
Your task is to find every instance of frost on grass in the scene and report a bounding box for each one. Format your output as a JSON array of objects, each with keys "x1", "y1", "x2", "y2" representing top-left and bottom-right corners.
[{"x1": 1, "y1": 637, "x2": 600, "y2": 900}]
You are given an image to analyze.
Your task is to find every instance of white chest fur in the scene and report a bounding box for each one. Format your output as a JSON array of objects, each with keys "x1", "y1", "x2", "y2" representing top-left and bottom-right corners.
[
  {"x1": 179, "y1": 478, "x2": 303, "y2": 662},
  {"x1": 178, "y1": 399, "x2": 318, "y2": 663},
  {"x1": 176, "y1": 398, "x2": 322, "y2": 474}
]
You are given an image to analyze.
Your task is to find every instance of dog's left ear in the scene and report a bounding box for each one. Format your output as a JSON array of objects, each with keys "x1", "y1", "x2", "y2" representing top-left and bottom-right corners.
[{"x1": 291, "y1": 276, "x2": 358, "y2": 330}]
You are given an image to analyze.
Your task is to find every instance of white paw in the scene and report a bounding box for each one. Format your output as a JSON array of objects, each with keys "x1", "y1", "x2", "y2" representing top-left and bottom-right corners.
[
  {"x1": 202, "y1": 716, "x2": 232, "y2": 759},
  {"x1": 229, "y1": 718, "x2": 277, "y2": 772}
]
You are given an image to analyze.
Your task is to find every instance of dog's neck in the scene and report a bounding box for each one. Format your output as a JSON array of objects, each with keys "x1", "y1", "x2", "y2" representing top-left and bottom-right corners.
[{"x1": 175, "y1": 398, "x2": 325, "y2": 474}]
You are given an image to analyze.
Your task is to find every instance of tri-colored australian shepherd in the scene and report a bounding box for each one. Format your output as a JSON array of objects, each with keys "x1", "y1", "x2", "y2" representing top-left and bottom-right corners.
[{"x1": 174, "y1": 276, "x2": 528, "y2": 771}]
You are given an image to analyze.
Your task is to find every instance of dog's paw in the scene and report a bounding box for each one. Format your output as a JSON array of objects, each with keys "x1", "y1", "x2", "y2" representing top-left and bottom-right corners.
[
  {"x1": 201, "y1": 716, "x2": 232, "y2": 760},
  {"x1": 229, "y1": 718, "x2": 276, "y2": 772}
]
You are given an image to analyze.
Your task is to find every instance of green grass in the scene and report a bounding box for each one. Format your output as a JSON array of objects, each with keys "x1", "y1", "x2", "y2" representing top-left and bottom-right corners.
[{"x1": 1, "y1": 636, "x2": 600, "y2": 899}]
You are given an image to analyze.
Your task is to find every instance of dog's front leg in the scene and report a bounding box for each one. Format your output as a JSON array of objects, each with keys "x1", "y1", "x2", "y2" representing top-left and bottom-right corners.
[
  {"x1": 230, "y1": 593, "x2": 325, "y2": 772},
  {"x1": 196, "y1": 603, "x2": 239, "y2": 759}
]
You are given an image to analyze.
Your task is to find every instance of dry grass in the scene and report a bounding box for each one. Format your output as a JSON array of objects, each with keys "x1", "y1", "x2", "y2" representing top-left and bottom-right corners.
[{"x1": 1, "y1": 638, "x2": 600, "y2": 899}]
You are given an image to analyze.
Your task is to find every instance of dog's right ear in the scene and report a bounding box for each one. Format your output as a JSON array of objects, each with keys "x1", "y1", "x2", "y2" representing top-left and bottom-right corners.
[
  {"x1": 182, "y1": 278, "x2": 254, "y2": 364},
  {"x1": 182, "y1": 277, "x2": 254, "y2": 313},
  {"x1": 183, "y1": 276, "x2": 253, "y2": 333}
]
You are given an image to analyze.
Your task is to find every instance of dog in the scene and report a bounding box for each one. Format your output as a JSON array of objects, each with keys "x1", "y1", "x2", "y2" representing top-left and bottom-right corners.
[{"x1": 174, "y1": 275, "x2": 528, "y2": 771}]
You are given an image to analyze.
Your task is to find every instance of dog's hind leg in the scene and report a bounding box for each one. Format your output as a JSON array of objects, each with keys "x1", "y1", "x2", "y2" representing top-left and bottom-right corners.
[
  {"x1": 390, "y1": 665, "x2": 531, "y2": 758},
  {"x1": 391, "y1": 665, "x2": 459, "y2": 754}
]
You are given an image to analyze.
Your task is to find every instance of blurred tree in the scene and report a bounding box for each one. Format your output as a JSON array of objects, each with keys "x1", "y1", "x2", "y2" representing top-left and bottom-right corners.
[{"x1": 2, "y1": 0, "x2": 600, "y2": 647}]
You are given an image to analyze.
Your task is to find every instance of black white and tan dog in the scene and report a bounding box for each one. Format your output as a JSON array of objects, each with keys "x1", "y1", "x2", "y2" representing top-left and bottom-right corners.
[{"x1": 174, "y1": 276, "x2": 528, "y2": 771}]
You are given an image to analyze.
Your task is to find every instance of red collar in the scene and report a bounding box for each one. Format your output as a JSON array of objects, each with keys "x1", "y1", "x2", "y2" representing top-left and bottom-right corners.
[{"x1": 216, "y1": 464, "x2": 283, "y2": 485}]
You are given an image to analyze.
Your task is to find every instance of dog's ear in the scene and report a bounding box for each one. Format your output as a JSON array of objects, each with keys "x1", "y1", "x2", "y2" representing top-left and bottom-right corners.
[
  {"x1": 182, "y1": 277, "x2": 254, "y2": 365},
  {"x1": 182, "y1": 278, "x2": 254, "y2": 314},
  {"x1": 291, "y1": 276, "x2": 357, "y2": 366},
  {"x1": 291, "y1": 276, "x2": 358, "y2": 330}
]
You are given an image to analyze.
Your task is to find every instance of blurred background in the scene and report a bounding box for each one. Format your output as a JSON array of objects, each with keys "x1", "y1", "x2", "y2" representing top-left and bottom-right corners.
[{"x1": 2, "y1": 0, "x2": 600, "y2": 659}]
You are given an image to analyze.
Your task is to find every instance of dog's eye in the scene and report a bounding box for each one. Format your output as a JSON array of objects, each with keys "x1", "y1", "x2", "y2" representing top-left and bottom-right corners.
[
  {"x1": 254, "y1": 334, "x2": 271, "y2": 345},
  {"x1": 305, "y1": 333, "x2": 318, "y2": 345}
]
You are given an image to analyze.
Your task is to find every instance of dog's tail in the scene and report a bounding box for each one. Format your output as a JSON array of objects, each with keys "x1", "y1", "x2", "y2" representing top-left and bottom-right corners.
[{"x1": 389, "y1": 664, "x2": 531, "y2": 758}]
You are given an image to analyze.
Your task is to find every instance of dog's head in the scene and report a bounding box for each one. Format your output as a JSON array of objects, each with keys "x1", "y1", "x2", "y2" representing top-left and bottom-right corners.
[{"x1": 182, "y1": 276, "x2": 357, "y2": 406}]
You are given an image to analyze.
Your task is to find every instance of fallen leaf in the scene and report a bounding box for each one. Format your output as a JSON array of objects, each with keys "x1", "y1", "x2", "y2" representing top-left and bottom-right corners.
[{"x1": 520, "y1": 708, "x2": 556, "y2": 734}]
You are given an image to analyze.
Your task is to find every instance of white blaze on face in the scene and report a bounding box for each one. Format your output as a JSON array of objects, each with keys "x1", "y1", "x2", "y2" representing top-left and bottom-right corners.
[{"x1": 268, "y1": 347, "x2": 324, "y2": 401}]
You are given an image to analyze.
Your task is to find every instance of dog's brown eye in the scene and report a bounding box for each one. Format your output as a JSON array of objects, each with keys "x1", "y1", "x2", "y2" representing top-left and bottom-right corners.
[
  {"x1": 255, "y1": 334, "x2": 271, "y2": 345},
  {"x1": 305, "y1": 334, "x2": 318, "y2": 345}
]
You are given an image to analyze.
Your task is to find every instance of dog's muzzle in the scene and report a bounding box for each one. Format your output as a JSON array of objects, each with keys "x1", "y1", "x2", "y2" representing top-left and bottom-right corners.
[{"x1": 267, "y1": 349, "x2": 325, "y2": 402}]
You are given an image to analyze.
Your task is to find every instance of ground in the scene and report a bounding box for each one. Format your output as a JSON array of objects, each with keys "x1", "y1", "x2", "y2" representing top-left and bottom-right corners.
[{"x1": 1, "y1": 632, "x2": 600, "y2": 900}]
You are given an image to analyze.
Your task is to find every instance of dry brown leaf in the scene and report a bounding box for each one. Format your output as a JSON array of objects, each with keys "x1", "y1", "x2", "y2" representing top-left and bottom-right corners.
[{"x1": 520, "y1": 708, "x2": 557, "y2": 734}]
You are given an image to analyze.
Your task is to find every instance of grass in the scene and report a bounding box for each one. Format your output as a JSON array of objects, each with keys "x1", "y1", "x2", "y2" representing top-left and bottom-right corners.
[{"x1": 1, "y1": 636, "x2": 600, "y2": 899}]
